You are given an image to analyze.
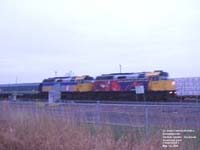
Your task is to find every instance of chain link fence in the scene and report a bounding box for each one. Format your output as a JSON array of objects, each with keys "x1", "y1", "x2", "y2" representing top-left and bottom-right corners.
[{"x1": 0, "y1": 101, "x2": 200, "y2": 141}]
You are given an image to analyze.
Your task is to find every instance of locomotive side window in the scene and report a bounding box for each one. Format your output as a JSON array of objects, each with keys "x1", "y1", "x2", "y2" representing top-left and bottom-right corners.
[
  {"x1": 117, "y1": 76, "x2": 126, "y2": 79},
  {"x1": 96, "y1": 76, "x2": 113, "y2": 80}
]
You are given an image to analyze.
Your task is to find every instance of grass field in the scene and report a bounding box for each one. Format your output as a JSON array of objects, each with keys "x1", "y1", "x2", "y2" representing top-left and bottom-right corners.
[{"x1": 0, "y1": 103, "x2": 199, "y2": 150}]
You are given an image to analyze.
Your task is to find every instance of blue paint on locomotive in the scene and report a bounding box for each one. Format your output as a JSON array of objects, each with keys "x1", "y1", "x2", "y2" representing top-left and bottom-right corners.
[
  {"x1": 115, "y1": 80, "x2": 149, "y2": 91},
  {"x1": 60, "y1": 82, "x2": 77, "y2": 86}
]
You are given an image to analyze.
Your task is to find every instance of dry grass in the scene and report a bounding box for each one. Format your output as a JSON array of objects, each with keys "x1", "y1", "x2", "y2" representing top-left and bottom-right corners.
[
  {"x1": 0, "y1": 104, "x2": 199, "y2": 150},
  {"x1": 0, "y1": 108, "x2": 163, "y2": 150}
]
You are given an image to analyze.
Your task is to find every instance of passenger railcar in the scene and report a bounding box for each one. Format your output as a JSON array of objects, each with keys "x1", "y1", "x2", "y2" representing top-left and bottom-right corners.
[
  {"x1": 0, "y1": 83, "x2": 46, "y2": 100},
  {"x1": 0, "y1": 83, "x2": 40, "y2": 93}
]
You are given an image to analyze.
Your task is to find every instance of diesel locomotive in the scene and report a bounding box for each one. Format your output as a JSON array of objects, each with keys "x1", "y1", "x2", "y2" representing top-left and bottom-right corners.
[{"x1": 42, "y1": 70, "x2": 176, "y2": 101}]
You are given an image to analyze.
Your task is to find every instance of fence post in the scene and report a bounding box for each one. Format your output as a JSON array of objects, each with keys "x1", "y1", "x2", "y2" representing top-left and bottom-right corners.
[
  {"x1": 145, "y1": 106, "x2": 149, "y2": 141},
  {"x1": 96, "y1": 101, "x2": 101, "y2": 126}
]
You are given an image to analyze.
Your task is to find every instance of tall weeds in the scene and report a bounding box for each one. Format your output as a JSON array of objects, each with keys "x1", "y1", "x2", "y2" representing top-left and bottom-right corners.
[{"x1": 0, "y1": 107, "x2": 164, "y2": 150}]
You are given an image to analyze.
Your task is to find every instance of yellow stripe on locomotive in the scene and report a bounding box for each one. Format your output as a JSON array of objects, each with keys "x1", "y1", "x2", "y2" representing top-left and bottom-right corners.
[
  {"x1": 75, "y1": 75, "x2": 94, "y2": 92},
  {"x1": 148, "y1": 80, "x2": 176, "y2": 91},
  {"x1": 42, "y1": 86, "x2": 53, "y2": 92},
  {"x1": 76, "y1": 83, "x2": 93, "y2": 92}
]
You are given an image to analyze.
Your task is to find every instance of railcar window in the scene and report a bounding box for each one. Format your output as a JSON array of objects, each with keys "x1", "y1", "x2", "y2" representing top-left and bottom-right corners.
[
  {"x1": 43, "y1": 79, "x2": 55, "y2": 82},
  {"x1": 96, "y1": 76, "x2": 113, "y2": 80},
  {"x1": 160, "y1": 71, "x2": 169, "y2": 77},
  {"x1": 152, "y1": 76, "x2": 159, "y2": 81},
  {"x1": 96, "y1": 77, "x2": 102, "y2": 80},
  {"x1": 117, "y1": 76, "x2": 126, "y2": 79},
  {"x1": 160, "y1": 76, "x2": 168, "y2": 80},
  {"x1": 138, "y1": 74, "x2": 145, "y2": 79},
  {"x1": 85, "y1": 76, "x2": 93, "y2": 80}
]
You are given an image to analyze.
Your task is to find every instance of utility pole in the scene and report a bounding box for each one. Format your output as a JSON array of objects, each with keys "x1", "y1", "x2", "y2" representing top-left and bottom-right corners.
[
  {"x1": 15, "y1": 76, "x2": 18, "y2": 84},
  {"x1": 54, "y1": 71, "x2": 57, "y2": 77},
  {"x1": 119, "y1": 64, "x2": 122, "y2": 73}
]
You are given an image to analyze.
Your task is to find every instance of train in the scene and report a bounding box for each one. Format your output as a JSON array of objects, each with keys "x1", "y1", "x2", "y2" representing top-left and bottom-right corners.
[{"x1": 0, "y1": 70, "x2": 179, "y2": 101}]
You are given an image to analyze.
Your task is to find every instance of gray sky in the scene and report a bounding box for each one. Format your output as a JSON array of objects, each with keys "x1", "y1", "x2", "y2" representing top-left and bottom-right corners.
[{"x1": 0, "y1": 0, "x2": 200, "y2": 83}]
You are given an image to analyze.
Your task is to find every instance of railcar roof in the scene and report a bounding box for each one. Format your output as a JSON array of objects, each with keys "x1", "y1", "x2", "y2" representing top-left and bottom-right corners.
[{"x1": 0, "y1": 83, "x2": 40, "y2": 87}]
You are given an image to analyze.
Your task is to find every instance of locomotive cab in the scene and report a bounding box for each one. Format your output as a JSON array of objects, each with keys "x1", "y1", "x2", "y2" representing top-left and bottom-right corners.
[{"x1": 147, "y1": 71, "x2": 176, "y2": 100}]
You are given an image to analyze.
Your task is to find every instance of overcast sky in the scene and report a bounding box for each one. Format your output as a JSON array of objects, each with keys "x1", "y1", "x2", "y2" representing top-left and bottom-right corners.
[{"x1": 0, "y1": 0, "x2": 200, "y2": 83}]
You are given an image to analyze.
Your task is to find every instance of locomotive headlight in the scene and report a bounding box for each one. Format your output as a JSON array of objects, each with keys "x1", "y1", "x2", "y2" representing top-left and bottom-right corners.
[
  {"x1": 169, "y1": 91, "x2": 173, "y2": 94},
  {"x1": 172, "y1": 81, "x2": 176, "y2": 85}
]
